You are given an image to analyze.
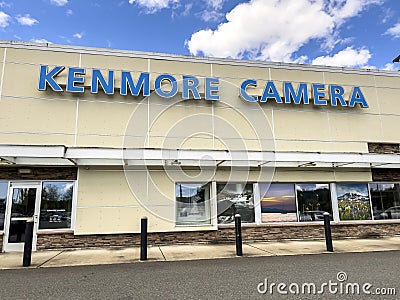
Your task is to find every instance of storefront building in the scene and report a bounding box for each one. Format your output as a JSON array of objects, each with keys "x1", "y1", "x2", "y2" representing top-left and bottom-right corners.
[{"x1": 0, "y1": 41, "x2": 399, "y2": 252}]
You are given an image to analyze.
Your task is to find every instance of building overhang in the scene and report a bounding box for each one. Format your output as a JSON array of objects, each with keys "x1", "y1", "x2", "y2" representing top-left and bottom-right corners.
[{"x1": 1, "y1": 145, "x2": 400, "y2": 169}]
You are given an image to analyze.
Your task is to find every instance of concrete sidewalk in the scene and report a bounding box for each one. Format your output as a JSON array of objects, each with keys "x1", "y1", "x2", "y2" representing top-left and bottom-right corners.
[{"x1": 1, "y1": 236, "x2": 399, "y2": 270}]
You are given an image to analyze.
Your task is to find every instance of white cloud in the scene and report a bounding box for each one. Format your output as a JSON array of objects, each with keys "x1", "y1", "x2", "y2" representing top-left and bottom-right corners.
[
  {"x1": 16, "y1": 14, "x2": 38, "y2": 26},
  {"x1": 66, "y1": 9, "x2": 73, "y2": 16},
  {"x1": 187, "y1": 0, "x2": 381, "y2": 63},
  {"x1": 200, "y1": 0, "x2": 225, "y2": 22},
  {"x1": 312, "y1": 47, "x2": 371, "y2": 67},
  {"x1": 361, "y1": 65, "x2": 377, "y2": 70},
  {"x1": 200, "y1": 10, "x2": 223, "y2": 22},
  {"x1": 128, "y1": 0, "x2": 179, "y2": 13},
  {"x1": 385, "y1": 22, "x2": 400, "y2": 38},
  {"x1": 181, "y1": 3, "x2": 192, "y2": 16},
  {"x1": 205, "y1": 0, "x2": 224, "y2": 10},
  {"x1": 291, "y1": 55, "x2": 308, "y2": 64},
  {"x1": 327, "y1": 0, "x2": 382, "y2": 23},
  {"x1": 382, "y1": 63, "x2": 397, "y2": 71},
  {"x1": 0, "y1": 10, "x2": 10, "y2": 28},
  {"x1": 31, "y1": 38, "x2": 52, "y2": 44},
  {"x1": 381, "y1": 7, "x2": 394, "y2": 24},
  {"x1": 50, "y1": 0, "x2": 68, "y2": 6},
  {"x1": 73, "y1": 32, "x2": 84, "y2": 39}
]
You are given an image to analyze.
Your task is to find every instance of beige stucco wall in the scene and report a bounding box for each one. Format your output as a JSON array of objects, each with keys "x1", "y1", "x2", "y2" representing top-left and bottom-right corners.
[
  {"x1": 75, "y1": 167, "x2": 219, "y2": 234},
  {"x1": 0, "y1": 44, "x2": 399, "y2": 153},
  {"x1": 75, "y1": 166, "x2": 371, "y2": 234}
]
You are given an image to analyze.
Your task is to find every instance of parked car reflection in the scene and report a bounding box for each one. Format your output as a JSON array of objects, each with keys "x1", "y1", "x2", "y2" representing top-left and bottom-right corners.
[
  {"x1": 375, "y1": 206, "x2": 400, "y2": 220},
  {"x1": 299, "y1": 211, "x2": 333, "y2": 222}
]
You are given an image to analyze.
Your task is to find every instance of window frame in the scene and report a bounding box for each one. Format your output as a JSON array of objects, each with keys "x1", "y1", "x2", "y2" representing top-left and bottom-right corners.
[
  {"x1": 0, "y1": 181, "x2": 10, "y2": 232},
  {"x1": 295, "y1": 183, "x2": 333, "y2": 223},
  {"x1": 216, "y1": 182, "x2": 256, "y2": 225},
  {"x1": 259, "y1": 182, "x2": 298, "y2": 224},
  {"x1": 335, "y1": 182, "x2": 374, "y2": 222},
  {"x1": 174, "y1": 182, "x2": 212, "y2": 227},
  {"x1": 37, "y1": 180, "x2": 77, "y2": 232},
  {"x1": 369, "y1": 181, "x2": 400, "y2": 221}
]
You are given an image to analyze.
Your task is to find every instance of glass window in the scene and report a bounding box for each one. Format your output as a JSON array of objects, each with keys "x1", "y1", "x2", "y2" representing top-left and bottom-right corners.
[
  {"x1": 0, "y1": 182, "x2": 7, "y2": 231},
  {"x1": 8, "y1": 187, "x2": 36, "y2": 243},
  {"x1": 336, "y1": 183, "x2": 372, "y2": 221},
  {"x1": 217, "y1": 183, "x2": 254, "y2": 224},
  {"x1": 39, "y1": 182, "x2": 74, "y2": 229},
  {"x1": 176, "y1": 183, "x2": 211, "y2": 225},
  {"x1": 260, "y1": 183, "x2": 297, "y2": 222},
  {"x1": 297, "y1": 184, "x2": 332, "y2": 222},
  {"x1": 370, "y1": 183, "x2": 400, "y2": 220}
]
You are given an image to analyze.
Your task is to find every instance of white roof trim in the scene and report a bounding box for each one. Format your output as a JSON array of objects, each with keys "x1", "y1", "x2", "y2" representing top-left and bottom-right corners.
[
  {"x1": 0, "y1": 145, "x2": 400, "y2": 168},
  {"x1": 0, "y1": 145, "x2": 65, "y2": 158}
]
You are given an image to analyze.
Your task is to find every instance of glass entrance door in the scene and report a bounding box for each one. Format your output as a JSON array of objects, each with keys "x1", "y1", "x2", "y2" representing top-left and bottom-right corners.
[{"x1": 3, "y1": 183, "x2": 41, "y2": 252}]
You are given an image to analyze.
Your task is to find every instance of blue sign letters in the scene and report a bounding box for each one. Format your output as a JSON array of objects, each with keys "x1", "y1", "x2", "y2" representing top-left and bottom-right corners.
[{"x1": 38, "y1": 65, "x2": 368, "y2": 108}]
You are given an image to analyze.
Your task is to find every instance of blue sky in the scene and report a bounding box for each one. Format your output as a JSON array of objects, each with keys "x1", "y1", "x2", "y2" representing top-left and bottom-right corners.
[{"x1": 0, "y1": 0, "x2": 399, "y2": 70}]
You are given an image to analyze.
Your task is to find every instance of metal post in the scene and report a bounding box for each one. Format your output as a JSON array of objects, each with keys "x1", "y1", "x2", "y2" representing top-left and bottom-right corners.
[
  {"x1": 323, "y1": 212, "x2": 333, "y2": 252},
  {"x1": 23, "y1": 218, "x2": 34, "y2": 267},
  {"x1": 140, "y1": 217, "x2": 148, "y2": 261},
  {"x1": 234, "y1": 214, "x2": 243, "y2": 256}
]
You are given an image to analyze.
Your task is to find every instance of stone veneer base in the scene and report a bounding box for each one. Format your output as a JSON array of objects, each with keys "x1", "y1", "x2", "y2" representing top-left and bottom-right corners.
[{"x1": 36, "y1": 222, "x2": 400, "y2": 250}]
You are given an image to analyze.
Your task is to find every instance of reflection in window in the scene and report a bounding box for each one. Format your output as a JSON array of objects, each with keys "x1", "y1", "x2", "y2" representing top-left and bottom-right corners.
[
  {"x1": 336, "y1": 183, "x2": 372, "y2": 221},
  {"x1": 370, "y1": 183, "x2": 400, "y2": 220},
  {"x1": 297, "y1": 184, "x2": 332, "y2": 222},
  {"x1": 217, "y1": 183, "x2": 254, "y2": 224},
  {"x1": 39, "y1": 182, "x2": 74, "y2": 229},
  {"x1": 0, "y1": 182, "x2": 8, "y2": 231},
  {"x1": 260, "y1": 183, "x2": 297, "y2": 222},
  {"x1": 176, "y1": 183, "x2": 211, "y2": 225},
  {"x1": 8, "y1": 187, "x2": 36, "y2": 243}
]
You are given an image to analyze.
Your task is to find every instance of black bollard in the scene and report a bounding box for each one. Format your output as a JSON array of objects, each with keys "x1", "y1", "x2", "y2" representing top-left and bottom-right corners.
[
  {"x1": 23, "y1": 218, "x2": 34, "y2": 267},
  {"x1": 140, "y1": 217, "x2": 148, "y2": 261},
  {"x1": 323, "y1": 212, "x2": 333, "y2": 252},
  {"x1": 234, "y1": 214, "x2": 243, "y2": 256}
]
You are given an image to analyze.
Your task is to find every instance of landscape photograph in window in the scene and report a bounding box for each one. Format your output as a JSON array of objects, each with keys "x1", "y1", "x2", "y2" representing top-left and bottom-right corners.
[
  {"x1": 260, "y1": 183, "x2": 297, "y2": 222},
  {"x1": 217, "y1": 183, "x2": 254, "y2": 224},
  {"x1": 370, "y1": 183, "x2": 400, "y2": 220},
  {"x1": 296, "y1": 184, "x2": 332, "y2": 222},
  {"x1": 337, "y1": 183, "x2": 372, "y2": 220}
]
